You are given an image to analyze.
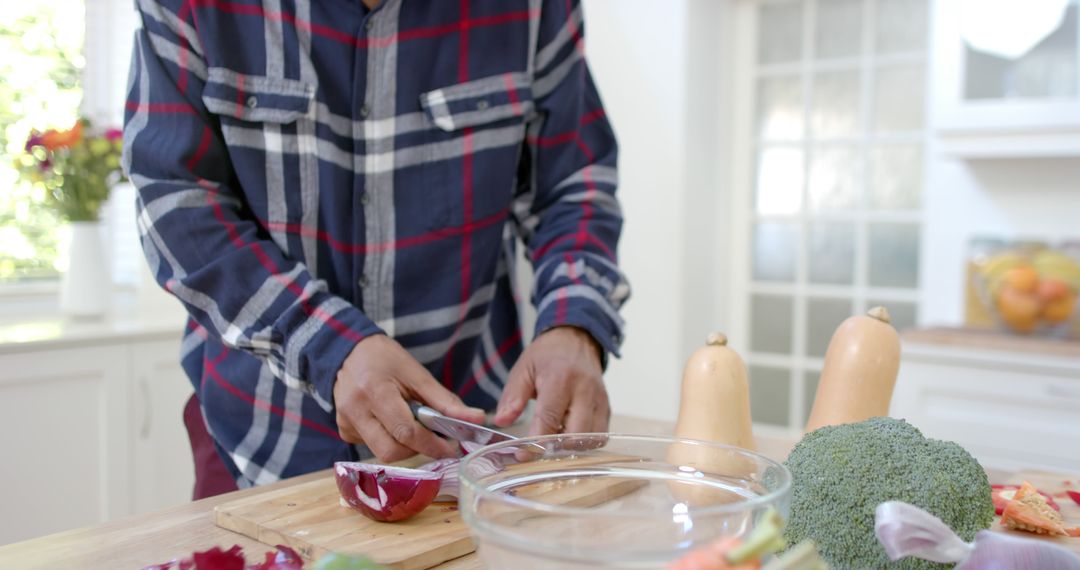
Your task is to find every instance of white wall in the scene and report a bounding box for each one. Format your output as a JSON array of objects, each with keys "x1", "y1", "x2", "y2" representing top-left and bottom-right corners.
[
  {"x1": 583, "y1": 0, "x2": 732, "y2": 422},
  {"x1": 921, "y1": 156, "x2": 1080, "y2": 326}
]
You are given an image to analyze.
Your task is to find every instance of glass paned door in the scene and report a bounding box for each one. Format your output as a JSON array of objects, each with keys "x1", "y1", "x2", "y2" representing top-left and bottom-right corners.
[{"x1": 740, "y1": 0, "x2": 928, "y2": 431}]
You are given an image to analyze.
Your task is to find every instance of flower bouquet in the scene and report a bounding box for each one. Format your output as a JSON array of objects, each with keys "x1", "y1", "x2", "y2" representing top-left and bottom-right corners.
[{"x1": 22, "y1": 118, "x2": 125, "y2": 222}]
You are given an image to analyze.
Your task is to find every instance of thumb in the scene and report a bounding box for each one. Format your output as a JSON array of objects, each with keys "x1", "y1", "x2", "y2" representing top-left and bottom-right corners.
[
  {"x1": 412, "y1": 374, "x2": 485, "y2": 424},
  {"x1": 494, "y1": 359, "x2": 535, "y2": 427}
]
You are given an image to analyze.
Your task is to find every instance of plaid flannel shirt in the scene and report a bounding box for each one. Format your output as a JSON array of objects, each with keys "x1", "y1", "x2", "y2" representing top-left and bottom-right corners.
[{"x1": 123, "y1": 0, "x2": 629, "y2": 487}]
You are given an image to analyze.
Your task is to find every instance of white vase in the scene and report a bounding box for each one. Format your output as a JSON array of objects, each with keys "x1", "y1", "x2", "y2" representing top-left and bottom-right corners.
[{"x1": 59, "y1": 221, "x2": 110, "y2": 319}]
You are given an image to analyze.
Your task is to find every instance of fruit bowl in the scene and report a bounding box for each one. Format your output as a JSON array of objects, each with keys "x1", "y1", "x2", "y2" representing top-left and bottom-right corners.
[
  {"x1": 458, "y1": 434, "x2": 792, "y2": 570},
  {"x1": 972, "y1": 245, "x2": 1080, "y2": 336}
]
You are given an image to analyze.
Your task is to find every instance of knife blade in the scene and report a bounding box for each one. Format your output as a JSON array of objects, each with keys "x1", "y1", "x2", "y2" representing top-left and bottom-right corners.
[{"x1": 408, "y1": 401, "x2": 517, "y2": 446}]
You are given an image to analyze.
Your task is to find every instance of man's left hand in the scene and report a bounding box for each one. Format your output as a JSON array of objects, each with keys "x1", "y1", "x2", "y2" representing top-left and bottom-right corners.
[{"x1": 493, "y1": 326, "x2": 609, "y2": 435}]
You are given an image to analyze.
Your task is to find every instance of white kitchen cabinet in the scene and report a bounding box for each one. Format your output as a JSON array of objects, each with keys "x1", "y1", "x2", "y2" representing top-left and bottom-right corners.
[
  {"x1": 0, "y1": 318, "x2": 193, "y2": 546},
  {"x1": 892, "y1": 329, "x2": 1080, "y2": 473},
  {"x1": 0, "y1": 345, "x2": 130, "y2": 545},
  {"x1": 129, "y1": 340, "x2": 195, "y2": 515},
  {"x1": 933, "y1": 0, "x2": 1080, "y2": 157}
]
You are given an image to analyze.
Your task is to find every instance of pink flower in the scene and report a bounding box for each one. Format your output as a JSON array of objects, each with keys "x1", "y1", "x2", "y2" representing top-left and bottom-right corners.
[
  {"x1": 105, "y1": 128, "x2": 123, "y2": 142},
  {"x1": 25, "y1": 132, "x2": 44, "y2": 152}
]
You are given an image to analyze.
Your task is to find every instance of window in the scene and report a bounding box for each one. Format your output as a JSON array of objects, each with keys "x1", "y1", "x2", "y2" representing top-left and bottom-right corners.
[
  {"x1": 733, "y1": 0, "x2": 929, "y2": 432},
  {"x1": 0, "y1": 1, "x2": 84, "y2": 282},
  {"x1": 1, "y1": 0, "x2": 140, "y2": 289}
]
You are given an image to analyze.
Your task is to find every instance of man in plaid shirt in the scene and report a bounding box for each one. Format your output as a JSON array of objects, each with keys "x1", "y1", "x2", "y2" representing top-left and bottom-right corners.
[{"x1": 124, "y1": 0, "x2": 628, "y2": 496}]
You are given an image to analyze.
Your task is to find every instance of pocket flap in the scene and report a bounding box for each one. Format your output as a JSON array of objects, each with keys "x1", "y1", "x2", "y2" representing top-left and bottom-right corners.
[
  {"x1": 420, "y1": 72, "x2": 535, "y2": 132},
  {"x1": 202, "y1": 67, "x2": 315, "y2": 123}
]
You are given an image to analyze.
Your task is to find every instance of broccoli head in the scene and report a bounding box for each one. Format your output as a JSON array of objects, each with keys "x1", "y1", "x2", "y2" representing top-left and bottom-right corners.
[{"x1": 783, "y1": 417, "x2": 994, "y2": 570}]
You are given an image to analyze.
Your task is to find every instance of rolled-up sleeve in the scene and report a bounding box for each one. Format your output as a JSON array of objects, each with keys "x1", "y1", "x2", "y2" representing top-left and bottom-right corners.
[{"x1": 514, "y1": 0, "x2": 630, "y2": 360}]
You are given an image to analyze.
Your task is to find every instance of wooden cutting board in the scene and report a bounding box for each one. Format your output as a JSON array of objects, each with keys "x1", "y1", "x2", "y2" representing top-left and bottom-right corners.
[{"x1": 214, "y1": 455, "x2": 646, "y2": 570}]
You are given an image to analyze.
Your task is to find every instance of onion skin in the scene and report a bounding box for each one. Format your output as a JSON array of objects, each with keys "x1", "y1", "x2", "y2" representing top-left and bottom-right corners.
[{"x1": 334, "y1": 462, "x2": 442, "y2": 522}]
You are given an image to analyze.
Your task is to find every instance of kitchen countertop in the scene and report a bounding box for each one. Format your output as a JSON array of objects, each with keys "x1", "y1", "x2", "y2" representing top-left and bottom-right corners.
[{"x1": 0, "y1": 415, "x2": 1072, "y2": 569}]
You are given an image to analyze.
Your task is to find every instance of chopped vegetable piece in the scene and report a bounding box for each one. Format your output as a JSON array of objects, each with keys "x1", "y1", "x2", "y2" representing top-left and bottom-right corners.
[
  {"x1": 1068, "y1": 490, "x2": 1080, "y2": 507},
  {"x1": 143, "y1": 544, "x2": 302, "y2": 570},
  {"x1": 992, "y1": 484, "x2": 1060, "y2": 515},
  {"x1": 1000, "y1": 481, "x2": 1080, "y2": 537},
  {"x1": 762, "y1": 542, "x2": 829, "y2": 570},
  {"x1": 665, "y1": 508, "x2": 787, "y2": 570},
  {"x1": 312, "y1": 552, "x2": 389, "y2": 569}
]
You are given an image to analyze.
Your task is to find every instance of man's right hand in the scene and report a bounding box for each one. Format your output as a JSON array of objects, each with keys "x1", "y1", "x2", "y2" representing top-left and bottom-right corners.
[{"x1": 333, "y1": 335, "x2": 486, "y2": 462}]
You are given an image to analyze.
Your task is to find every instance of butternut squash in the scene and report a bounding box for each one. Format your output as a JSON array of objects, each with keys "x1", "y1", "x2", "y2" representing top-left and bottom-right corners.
[
  {"x1": 804, "y1": 306, "x2": 900, "y2": 433},
  {"x1": 668, "y1": 333, "x2": 755, "y2": 506},
  {"x1": 673, "y1": 333, "x2": 755, "y2": 451}
]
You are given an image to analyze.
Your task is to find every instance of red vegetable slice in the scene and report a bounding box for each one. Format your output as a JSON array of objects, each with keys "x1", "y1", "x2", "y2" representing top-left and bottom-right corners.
[
  {"x1": 991, "y1": 484, "x2": 1060, "y2": 516},
  {"x1": 334, "y1": 462, "x2": 443, "y2": 522},
  {"x1": 1067, "y1": 490, "x2": 1080, "y2": 507},
  {"x1": 143, "y1": 544, "x2": 302, "y2": 570}
]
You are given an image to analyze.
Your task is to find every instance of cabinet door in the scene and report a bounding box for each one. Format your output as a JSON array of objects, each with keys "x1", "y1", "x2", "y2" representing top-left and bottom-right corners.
[
  {"x1": 129, "y1": 339, "x2": 195, "y2": 514},
  {"x1": 0, "y1": 345, "x2": 130, "y2": 545}
]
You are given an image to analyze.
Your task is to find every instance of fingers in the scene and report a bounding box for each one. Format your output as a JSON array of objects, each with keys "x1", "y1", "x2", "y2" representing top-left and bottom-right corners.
[
  {"x1": 529, "y1": 376, "x2": 571, "y2": 436},
  {"x1": 494, "y1": 360, "x2": 535, "y2": 427},
  {"x1": 355, "y1": 412, "x2": 415, "y2": 463},
  {"x1": 562, "y1": 386, "x2": 596, "y2": 434},
  {"x1": 410, "y1": 372, "x2": 485, "y2": 425},
  {"x1": 370, "y1": 385, "x2": 458, "y2": 459}
]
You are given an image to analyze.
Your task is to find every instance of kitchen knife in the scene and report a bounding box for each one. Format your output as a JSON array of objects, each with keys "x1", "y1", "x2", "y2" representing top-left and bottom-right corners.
[{"x1": 408, "y1": 401, "x2": 517, "y2": 446}]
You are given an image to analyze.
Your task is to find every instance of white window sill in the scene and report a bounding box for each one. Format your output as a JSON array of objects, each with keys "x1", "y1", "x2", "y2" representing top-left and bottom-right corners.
[{"x1": 0, "y1": 283, "x2": 189, "y2": 352}]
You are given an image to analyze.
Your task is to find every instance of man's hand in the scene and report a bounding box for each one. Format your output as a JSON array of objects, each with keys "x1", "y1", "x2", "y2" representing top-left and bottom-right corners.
[
  {"x1": 493, "y1": 326, "x2": 609, "y2": 436},
  {"x1": 334, "y1": 335, "x2": 485, "y2": 462}
]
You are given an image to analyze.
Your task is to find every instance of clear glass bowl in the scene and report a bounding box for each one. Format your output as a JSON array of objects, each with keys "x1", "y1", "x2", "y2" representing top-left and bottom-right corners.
[{"x1": 459, "y1": 433, "x2": 792, "y2": 570}]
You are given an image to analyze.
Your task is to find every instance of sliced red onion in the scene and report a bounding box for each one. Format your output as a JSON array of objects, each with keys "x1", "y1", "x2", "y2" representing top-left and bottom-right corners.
[
  {"x1": 334, "y1": 461, "x2": 442, "y2": 522},
  {"x1": 418, "y1": 458, "x2": 461, "y2": 501}
]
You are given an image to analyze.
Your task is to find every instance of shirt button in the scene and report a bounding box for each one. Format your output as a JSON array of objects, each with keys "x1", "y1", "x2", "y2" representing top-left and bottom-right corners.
[
  {"x1": 360, "y1": 192, "x2": 370, "y2": 205},
  {"x1": 475, "y1": 99, "x2": 489, "y2": 111},
  {"x1": 246, "y1": 96, "x2": 258, "y2": 108},
  {"x1": 358, "y1": 275, "x2": 370, "y2": 288},
  {"x1": 365, "y1": 19, "x2": 374, "y2": 31},
  {"x1": 359, "y1": 104, "x2": 370, "y2": 118}
]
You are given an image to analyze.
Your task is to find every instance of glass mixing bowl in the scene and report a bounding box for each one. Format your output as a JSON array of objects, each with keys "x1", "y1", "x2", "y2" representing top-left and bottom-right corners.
[{"x1": 459, "y1": 434, "x2": 792, "y2": 570}]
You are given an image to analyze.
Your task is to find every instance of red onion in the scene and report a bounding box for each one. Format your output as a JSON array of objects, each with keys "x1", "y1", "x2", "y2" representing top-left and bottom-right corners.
[{"x1": 334, "y1": 462, "x2": 443, "y2": 522}]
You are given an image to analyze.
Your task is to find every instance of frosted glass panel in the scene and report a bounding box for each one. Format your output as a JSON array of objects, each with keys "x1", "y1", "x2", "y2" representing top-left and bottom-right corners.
[
  {"x1": 876, "y1": 0, "x2": 928, "y2": 54},
  {"x1": 808, "y1": 223, "x2": 856, "y2": 285},
  {"x1": 816, "y1": 0, "x2": 863, "y2": 59},
  {"x1": 803, "y1": 371, "x2": 821, "y2": 425},
  {"x1": 753, "y1": 222, "x2": 799, "y2": 282},
  {"x1": 812, "y1": 70, "x2": 861, "y2": 138},
  {"x1": 808, "y1": 147, "x2": 860, "y2": 212},
  {"x1": 874, "y1": 65, "x2": 925, "y2": 132},
  {"x1": 758, "y1": 1, "x2": 803, "y2": 64},
  {"x1": 755, "y1": 147, "x2": 804, "y2": 215},
  {"x1": 868, "y1": 223, "x2": 920, "y2": 288},
  {"x1": 757, "y1": 75, "x2": 805, "y2": 140},
  {"x1": 751, "y1": 294, "x2": 794, "y2": 354},
  {"x1": 749, "y1": 366, "x2": 791, "y2": 426},
  {"x1": 868, "y1": 300, "x2": 917, "y2": 331},
  {"x1": 806, "y1": 297, "x2": 853, "y2": 357},
  {"x1": 869, "y1": 144, "x2": 923, "y2": 210}
]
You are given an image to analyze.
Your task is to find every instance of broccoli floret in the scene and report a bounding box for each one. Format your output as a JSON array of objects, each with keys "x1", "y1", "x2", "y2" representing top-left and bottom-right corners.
[{"x1": 783, "y1": 417, "x2": 994, "y2": 570}]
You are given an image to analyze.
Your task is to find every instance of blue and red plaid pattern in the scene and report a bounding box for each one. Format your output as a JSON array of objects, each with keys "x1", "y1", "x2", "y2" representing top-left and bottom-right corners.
[{"x1": 123, "y1": 0, "x2": 628, "y2": 487}]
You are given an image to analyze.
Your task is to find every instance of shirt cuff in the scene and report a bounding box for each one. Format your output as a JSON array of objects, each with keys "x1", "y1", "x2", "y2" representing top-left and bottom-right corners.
[{"x1": 534, "y1": 290, "x2": 624, "y2": 370}]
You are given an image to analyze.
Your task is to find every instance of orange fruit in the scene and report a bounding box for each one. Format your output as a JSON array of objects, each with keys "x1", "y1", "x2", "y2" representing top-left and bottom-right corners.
[
  {"x1": 996, "y1": 286, "x2": 1041, "y2": 333},
  {"x1": 1003, "y1": 265, "x2": 1039, "y2": 293},
  {"x1": 1042, "y1": 293, "x2": 1076, "y2": 324},
  {"x1": 1036, "y1": 278, "x2": 1072, "y2": 303}
]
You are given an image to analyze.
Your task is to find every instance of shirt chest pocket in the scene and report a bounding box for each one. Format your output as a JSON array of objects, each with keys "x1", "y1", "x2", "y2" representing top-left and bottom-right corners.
[
  {"x1": 201, "y1": 68, "x2": 318, "y2": 227},
  {"x1": 415, "y1": 72, "x2": 535, "y2": 232}
]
